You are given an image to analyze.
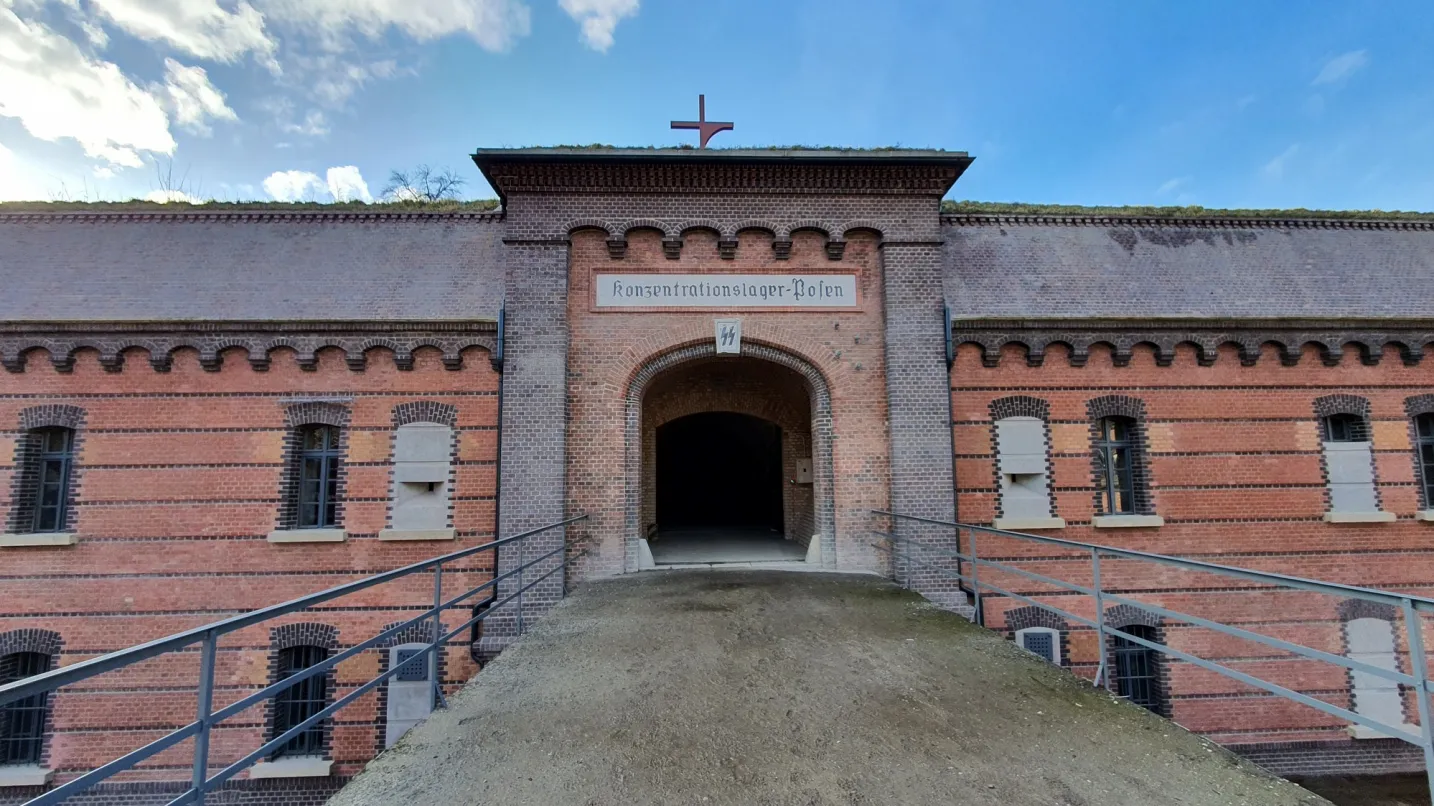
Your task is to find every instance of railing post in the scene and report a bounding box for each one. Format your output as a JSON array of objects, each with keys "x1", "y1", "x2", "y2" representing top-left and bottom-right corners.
[
  {"x1": 967, "y1": 527, "x2": 983, "y2": 627},
  {"x1": 430, "y1": 561, "x2": 443, "y2": 712},
  {"x1": 192, "y1": 631, "x2": 217, "y2": 805},
  {"x1": 1091, "y1": 549, "x2": 1108, "y2": 690},
  {"x1": 1399, "y1": 599, "x2": 1434, "y2": 806}
]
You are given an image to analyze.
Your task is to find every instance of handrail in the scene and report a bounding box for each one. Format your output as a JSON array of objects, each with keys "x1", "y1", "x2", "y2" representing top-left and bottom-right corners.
[
  {"x1": 0, "y1": 514, "x2": 587, "y2": 806},
  {"x1": 871, "y1": 509, "x2": 1434, "y2": 805}
]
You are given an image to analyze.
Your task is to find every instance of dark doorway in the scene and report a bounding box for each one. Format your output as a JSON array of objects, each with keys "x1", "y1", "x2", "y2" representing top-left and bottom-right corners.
[{"x1": 656, "y1": 412, "x2": 783, "y2": 532}]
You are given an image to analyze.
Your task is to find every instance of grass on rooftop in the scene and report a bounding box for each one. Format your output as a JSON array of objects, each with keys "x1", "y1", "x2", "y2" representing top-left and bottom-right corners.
[{"x1": 941, "y1": 200, "x2": 1434, "y2": 221}]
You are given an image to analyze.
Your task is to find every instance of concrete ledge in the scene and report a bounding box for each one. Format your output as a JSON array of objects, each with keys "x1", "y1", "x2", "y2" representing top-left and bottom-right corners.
[
  {"x1": 379, "y1": 528, "x2": 456, "y2": 542},
  {"x1": 1350, "y1": 723, "x2": 1419, "y2": 740},
  {"x1": 1322, "y1": 510, "x2": 1397, "y2": 524},
  {"x1": 991, "y1": 517, "x2": 1066, "y2": 531},
  {"x1": 267, "y1": 529, "x2": 346, "y2": 543},
  {"x1": 0, "y1": 532, "x2": 76, "y2": 548},
  {"x1": 0, "y1": 765, "x2": 53, "y2": 787},
  {"x1": 248, "y1": 757, "x2": 332, "y2": 779},
  {"x1": 1091, "y1": 515, "x2": 1164, "y2": 529},
  {"x1": 1417, "y1": 510, "x2": 1434, "y2": 522}
]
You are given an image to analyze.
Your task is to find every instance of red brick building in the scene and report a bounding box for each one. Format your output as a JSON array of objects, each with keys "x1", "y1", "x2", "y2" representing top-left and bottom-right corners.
[{"x1": 1, "y1": 148, "x2": 1432, "y2": 802}]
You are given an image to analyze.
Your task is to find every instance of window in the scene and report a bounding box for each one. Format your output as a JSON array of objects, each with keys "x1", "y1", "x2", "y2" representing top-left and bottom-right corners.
[
  {"x1": 993, "y1": 416, "x2": 1060, "y2": 529},
  {"x1": 296, "y1": 426, "x2": 342, "y2": 529},
  {"x1": 29, "y1": 428, "x2": 75, "y2": 533},
  {"x1": 271, "y1": 645, "x2": 329, "y2": 758},
  {"x1": 1344, "y1": 617, "x2": 1407, "y2": 738},
  {"x1": 1416, "y1": 415, "x2": 1434, "y2": 508},
  {"x1": 1094, "y1": 417, "x2": 1136, "y2": 515},
  {"x1": 0, "y1": 652, "x2": 52, "y2": 765},
  {"x1": 1316, "y1": 403, "x2": 1383, "y2": 518},
  {"x1": 389, "y1": 422, "x2": 453, "y2": 533},
  {"x1": 1016, "y1": 627, "x2": 1060, "y2": 665},
  {"x1": 1325, "y1": 413, "x2": 1368, "y2": 443},
  {"x1": 1111, "y1": 625, "x2": 1162, "y2": 713}
]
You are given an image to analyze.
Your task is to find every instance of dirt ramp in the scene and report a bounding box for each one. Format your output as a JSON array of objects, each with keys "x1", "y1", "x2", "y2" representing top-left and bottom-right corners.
[{"x1": 332, "y1": 571, "x2": 1329, "y2": 806}]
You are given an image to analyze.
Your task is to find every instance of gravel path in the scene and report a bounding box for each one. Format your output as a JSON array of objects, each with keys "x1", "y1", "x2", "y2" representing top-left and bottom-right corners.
[{"x1": 331, "y1": 570, "x2": 1328, "y2": 806}]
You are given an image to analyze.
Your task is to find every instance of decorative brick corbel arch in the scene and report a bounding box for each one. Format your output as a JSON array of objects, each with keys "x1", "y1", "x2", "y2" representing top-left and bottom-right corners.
[{"x1": 623, "y1": 340, "x2": 837, "y2": 571}]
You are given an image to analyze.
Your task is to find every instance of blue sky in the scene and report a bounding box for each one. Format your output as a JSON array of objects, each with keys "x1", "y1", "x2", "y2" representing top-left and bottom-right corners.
[{"x1": 1, "y1": 0, "x2": 1431, "y2": 209}]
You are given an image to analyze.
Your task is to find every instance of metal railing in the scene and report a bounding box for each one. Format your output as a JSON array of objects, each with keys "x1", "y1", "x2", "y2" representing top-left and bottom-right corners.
[
  {"x1": 0, "y1": 514, "x2": 587, "y2": 806},
  {"x1": 871, "y1": 510, "x2": 1434, "y2": 803}
]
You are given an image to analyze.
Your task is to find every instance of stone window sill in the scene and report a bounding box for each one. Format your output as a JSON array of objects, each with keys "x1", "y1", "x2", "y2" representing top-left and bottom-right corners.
[
  {"x1": 0, "y1": 765, "x2": 53, "y2": 787},
  {"x1": 379, "y1": 528, "x2": 456, "y2": 542},
  {"x1": 991, "y1": 517, "x2": 1066, "y2": 532},
  {"x1": 248, "y1": 757, "x2": 332, "y2": 779},
  {"x1": 1091, "y1": 515, "x2": 1164, "y2": 529},
  {"x1": 1416, "y1": 510, "x2": 1434, "y2": 522},
  {"x1": 1322, "y1": 511, "x2": 1396, "y2": 524},
  {"x1": 1350, "y1": 723, "x2": 1418, "y2": 741},
  {"x1": 267, "y1": 529, "x2": 346, "y2": 544},
  {"x1": 0, "y1": 533, "x2": 76, "y2": 548}
]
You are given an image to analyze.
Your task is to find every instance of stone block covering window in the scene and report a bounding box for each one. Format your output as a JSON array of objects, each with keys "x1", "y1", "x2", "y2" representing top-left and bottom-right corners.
[
  {"x1": 1406, "y1": 396, "x2": 1434, "y2": 521},
  {"x1": 1086, "y1": 396, "x2": 1161, "y2": 528},
  {"x1": 381, "y1": 403, "x2": 459, "y2": 541},
  {"x1": 3, "y1": 406, "x2": 84, "y2": 548},
  {"x1": 0, "y1": 629, "x2": 61, "y2": 787},
  {"x1": 1338, "y1": 601, "x2": 1412, "y2": 739},
  {"x1": 1315, "y1": 395, "x2": 1392, "y2": 523},
  {"x1": 271, "y1": 402, "x2": 350, "y2": 544},
  {"x1": 989, "y1": 397, "x2": 1063, "y2": 531}
]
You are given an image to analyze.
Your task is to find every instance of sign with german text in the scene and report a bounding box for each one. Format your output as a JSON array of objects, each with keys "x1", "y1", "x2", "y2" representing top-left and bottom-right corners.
[{"x1": 594, "y1": 274, "x2": 858, "y2": 309}]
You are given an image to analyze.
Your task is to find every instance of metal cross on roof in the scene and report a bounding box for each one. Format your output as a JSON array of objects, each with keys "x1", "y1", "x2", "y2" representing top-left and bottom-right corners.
[{"x1": 670, "y1": 95, "x2": 734, "y2": 148}]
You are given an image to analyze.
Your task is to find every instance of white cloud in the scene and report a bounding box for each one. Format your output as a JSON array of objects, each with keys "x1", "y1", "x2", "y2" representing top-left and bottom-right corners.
[
  {"x1": 85, "y1": 0, "x2": 278, "y2": 70},
  {"x1": 263, "y1": 169, "x2": 327, "y2": 201},
  {"x1": 263, "y1": 166, "x2": 371, "y2": 201},
  {"x1": 1261, "y1": 143, "x2": 1300, "y2": 179},
  {"x1": 326, "y1": 165, "x2": 371, "y2": 202},
  {"x1": 1313, "y1": 49, "x2": 1368, "y2": 86},
  {"x1": 161, "y1": 59, "x2": 237, "y2": 135},
  {"x1": 0, "y1": 6, "x2": 175, "y2": 167},
  {"x1": 558, "y1": 0, "x2": 636, "y2": 51},
  {"x1": 257, "y1": 0, "x2": 532, "y2": 52},
  {"x1": 1155, "y1": 176, "x2": 1189, "y2": 196},
  {"x1": 303, "y1": 56, "x2": 400, "y2": 105},
  {"x1": 143, "y1": 188, "x2": 200, "y2": 203},
  {"x1": 280, "y1": 109, "x2": 330, "y2": 137}
]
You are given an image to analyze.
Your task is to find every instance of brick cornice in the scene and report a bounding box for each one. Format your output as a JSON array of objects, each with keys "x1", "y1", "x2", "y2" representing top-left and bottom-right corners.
[
  {"x1": 951, "y1": 318, "x2": 1434, "y2": 368},
  {"x1": 942, "y1": 214, "x2": 1434, "y2": 231},
  {"x1": 0, "y1": 323, "x2": 498, "y2": 374},
  {"x1": 480, "y1": 161, "x2": 964, "y2": 200},
  {"x1": 0, "y1": 211, "x2": 504, "y2": 223}
]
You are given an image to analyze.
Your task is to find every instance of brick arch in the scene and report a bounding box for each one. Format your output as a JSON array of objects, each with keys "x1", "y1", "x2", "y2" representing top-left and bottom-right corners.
[
  {"x1": 564, "y1": 218, "x2": 618, "y2": 238},
  {"x1": 624, "y1": 340, "x2": 836, "y2": 571},
  {"x1": 283, "y1": 401, "x2": 351, "y2": 428},
  {"x1": 392, "y1": 401, "x2": 458, "y2": 428},
  {"x1": 1336, "y1": 599, "x2": 1398, "y2": 622},
  {"x1": 989, "y1": 395, "x2": 1049, "y2": 422},
  {"x1": 1103, "y1": 603, "x2": 1162, "y2": 628},
  {"x1": 1314, "y1": 394, "x2": 1371, "y2": 422},
  {"x1": 18, "y1": 404, "x2": 85, "y2": 431}
]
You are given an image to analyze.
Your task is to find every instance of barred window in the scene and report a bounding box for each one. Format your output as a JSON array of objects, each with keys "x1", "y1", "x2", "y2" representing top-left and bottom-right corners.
[
  {"x1": 271, "y1": 645, "x2": 329, "y2": 758},
  {"x1": 1418, "y1": 415, "x2": 1434, "y2": 508},
  {"x1": 1094, "y1": 417, "x2": 1137, "y2": 515},
  {"x1": 1325, "y1": 413, "x2": 1369, "y2": 443},
  {"x1": 0, "y1": 651, "x2": 52, "y2": 765},
  {"x1": 1112, "y1": 625, "x2": 1163, "y2": 713},
  {"x1": 296, "y1": 426, "x2": 342, "y2": 529},
  {"x1": 1016, "y1": 627, "x2": 1060, "y2": 665},
  {"x1": 28, "y1": 428, "x2": 75, "y2": 533}
]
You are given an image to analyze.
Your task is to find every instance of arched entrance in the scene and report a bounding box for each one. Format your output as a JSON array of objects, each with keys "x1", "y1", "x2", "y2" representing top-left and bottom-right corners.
[{"x1": 625, "y1": 343, "x2": 836, "y2": 571}]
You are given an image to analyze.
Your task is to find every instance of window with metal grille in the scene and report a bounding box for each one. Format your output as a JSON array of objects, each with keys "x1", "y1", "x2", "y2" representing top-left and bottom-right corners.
[
  {"x1": 1018, "y1": 630, "x2": 1057, "y2": 664},
  {"x1": 1416, "y1": 415, "x2": 1434, "y2": 507},
  {"x1": 29, "y1": 428, "x2": 75, "y2": 533},
  {"x1": 393, "y1": 648, "x2": 429, "y2": 682},
  {"x1": 296, "y1": 426, "x2": 342, "y2": 529},
  {"x1": 1094, "y1": 417, "x2": 1137, "y2": 515},
  {"x1": 0, "y1": 651, "x2": 52, "y2": 765},
  {"x1": 1112, "y1": 625, "x2": 1163, "y2": 713},
  {"x1": 271, "y1": 645, "x2": 329, "y2": 758},
  {"x1": 1325, "y1": 413, "x2": 1369, "y2": 443}
]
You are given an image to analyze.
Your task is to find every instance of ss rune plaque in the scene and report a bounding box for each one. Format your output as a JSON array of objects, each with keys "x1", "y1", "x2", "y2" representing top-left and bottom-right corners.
[
  {"x1": 715, "y1": 319, "x2": 741, "y2": 355},
  {"x1": 595, "y1": 274, "x2": 857, "y2": 309}
]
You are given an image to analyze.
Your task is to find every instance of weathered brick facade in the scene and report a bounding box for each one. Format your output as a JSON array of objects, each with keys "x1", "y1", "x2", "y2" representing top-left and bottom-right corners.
[{"x1": 3, "y1": 150, "x2": 1434, "y2": 801}]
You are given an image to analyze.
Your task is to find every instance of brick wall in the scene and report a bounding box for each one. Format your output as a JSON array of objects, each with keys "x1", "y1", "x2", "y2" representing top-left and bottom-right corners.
[
  {"x1": 0, "y1": 345, "x2": 498, "y2": 799},
  {"x1": 952, "y1": 339, "x2": 1434, "y2": 771}
]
